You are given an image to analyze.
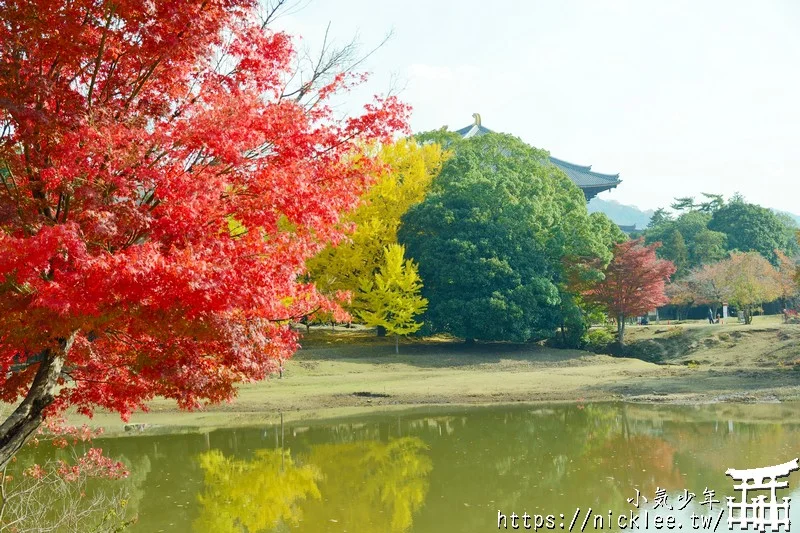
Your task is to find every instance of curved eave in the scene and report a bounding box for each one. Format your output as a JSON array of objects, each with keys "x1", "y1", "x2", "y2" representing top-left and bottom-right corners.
[
  {"x1": 581, "y1": 183, "x2": 620, "y2": 201},
  {"x1": 549, "y1": 156, "x2": 621, "y2": 187},
  {"x1": 453, "y1": 120, "x2": 622, "y2": 195}
]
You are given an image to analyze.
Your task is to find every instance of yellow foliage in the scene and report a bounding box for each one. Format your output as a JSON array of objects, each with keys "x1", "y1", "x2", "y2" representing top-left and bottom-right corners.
[
  {"x1": 299, "y1": 437, "x2": 432, "y2": 533},
  {"x1": 308, "y1": 139, "x2": 448, "y2": 302},
  {"x1": 721, "y1": 252, "x2": 782, "y2": 308},
  {"x1": 193, "y1": 437, "x2": 431, "y2": 533},
  {"x1": 194, "y1": 449, "x2": 321, "y2": 532},
  {"x1": 775, "y1": 250, "x2": 799, "y2": 302},
  {"x1": 354, "y1": 244, "x2": 428, "y2": 340}
]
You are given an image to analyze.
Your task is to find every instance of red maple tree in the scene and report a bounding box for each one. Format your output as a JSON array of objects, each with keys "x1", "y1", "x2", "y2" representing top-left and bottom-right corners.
[
  {"x1": 0, "y1": 0, "x2": 408, "y2": 465},
  {"x1": 584, "y1": 238, "x2": 676, "y2": 344}
]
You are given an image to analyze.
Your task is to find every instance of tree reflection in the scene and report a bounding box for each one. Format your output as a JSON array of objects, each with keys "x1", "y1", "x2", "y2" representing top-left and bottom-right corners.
[
  {"x1": 194, "y1": 449, "x2": 321, "y2": 532},
  {"x1": 301, "y1": 437, "x2": 431, "y2": 532},
  {"x1": 576, "y1": 405, "x2": 684, "y2": 500},
  {"x1": 407, "y1": 404, "x2": 687, "y2": 530},
  {"x1": 18, "y1": 404, "x2": 800, "y2": 532},
  {"x1": 194, "y1": 436, "x2": 431, "y2": 532}
]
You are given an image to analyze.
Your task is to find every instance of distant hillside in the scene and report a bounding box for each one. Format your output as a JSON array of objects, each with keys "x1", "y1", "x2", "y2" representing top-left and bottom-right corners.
[{"x1": 587, "y1": 198, "x2": 654, "y2": 230}]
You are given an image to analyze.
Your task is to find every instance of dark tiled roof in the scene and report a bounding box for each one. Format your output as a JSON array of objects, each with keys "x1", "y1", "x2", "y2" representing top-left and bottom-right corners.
[
  {"x1": 454, "y1": 116, "x2": 621, "y2": 191},
  {"x1": 454, "y1": 123, "x2": 494, "y2": 138},
  {"x1": 549, "y1": 156, "x2": 620, "y2": 188}
]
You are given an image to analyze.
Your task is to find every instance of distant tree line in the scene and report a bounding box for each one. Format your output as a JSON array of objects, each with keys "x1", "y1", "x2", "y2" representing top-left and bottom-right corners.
[{"x1": 642, "y1": 193, "x2": 800, "y2": 322}]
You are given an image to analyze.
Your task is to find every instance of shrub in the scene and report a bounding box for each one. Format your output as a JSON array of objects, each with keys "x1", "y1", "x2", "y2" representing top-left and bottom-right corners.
[{"x1": 584, "y1": 328, "x2": 616, "y2": 353}]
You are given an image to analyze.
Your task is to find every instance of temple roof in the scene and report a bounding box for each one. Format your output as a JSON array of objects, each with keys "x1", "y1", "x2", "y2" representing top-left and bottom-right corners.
[
  {"x1": 454, "y1": 114, "x2": 621, "y2": 196},
  {"x1": 454, "y1": 117, "x2": 493, "y2": 138},
  {"x1": 548, "y1": 156, "x2": 620, "y2": 189}
]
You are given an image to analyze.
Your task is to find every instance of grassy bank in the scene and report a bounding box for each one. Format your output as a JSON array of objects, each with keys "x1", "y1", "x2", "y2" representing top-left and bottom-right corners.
[{"x1": 68, "y1": 315, "x2": 800, "y2": 435}]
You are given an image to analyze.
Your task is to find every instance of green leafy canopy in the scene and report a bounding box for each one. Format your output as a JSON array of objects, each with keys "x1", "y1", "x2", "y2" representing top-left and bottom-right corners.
[{"x1": 399, "y1": 133, "x2": 620, "y2": 343}]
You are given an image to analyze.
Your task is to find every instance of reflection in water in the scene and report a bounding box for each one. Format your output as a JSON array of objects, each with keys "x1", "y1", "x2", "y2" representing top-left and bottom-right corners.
[
  {"x1": 194, "y1": 449, "x2": 321, "y2": 532},
  {"x1": 299, "y1": 438, "x2": 431, "y2": 532},
  {"x1": 194, "y1": 438, "x2": 431, "y2": 533},
  {"x1": 21, "y1": 403, "x2": 800, "y2": 532}
]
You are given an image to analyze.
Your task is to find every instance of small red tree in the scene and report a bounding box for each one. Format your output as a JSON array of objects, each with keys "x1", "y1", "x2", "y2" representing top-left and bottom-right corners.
[
  {"x1": 584, "y1": 238, "x2": 676, "y2": 344},
  {"x1": 0, "y1": 0, "x2": 408, "y2": 467}
]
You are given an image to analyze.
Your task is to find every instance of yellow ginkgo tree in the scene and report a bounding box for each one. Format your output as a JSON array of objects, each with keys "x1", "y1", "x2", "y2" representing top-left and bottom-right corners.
[
  {"x1": 355, "y1": 244, "x2": 428, "y2": 352},
  {"x1": 307, "y1": 138, "x2": 446, "y2": 326}
]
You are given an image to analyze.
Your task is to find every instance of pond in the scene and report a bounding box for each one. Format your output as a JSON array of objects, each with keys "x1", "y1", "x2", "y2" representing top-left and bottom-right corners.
[{"x1": 19, "y1": 403, "x2": 800, "y2": 531}]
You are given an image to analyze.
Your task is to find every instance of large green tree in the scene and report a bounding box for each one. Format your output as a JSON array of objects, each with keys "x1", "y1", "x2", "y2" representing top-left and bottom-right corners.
[
  {"x1": 398, "y1": 133, "x2": 616, "y2": 343},
  {"x1": 708, "y1": 200, "x2": 798, "y2": 264},
  {"x1": 559, "y1": 212, "x2": 627, "y2": 345}
]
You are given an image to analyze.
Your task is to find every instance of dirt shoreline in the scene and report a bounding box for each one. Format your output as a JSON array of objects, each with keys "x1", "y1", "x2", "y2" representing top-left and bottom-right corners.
[
  {"x1": 83, "y1": 392, "x2": 800, "y2": 439},
  {"x1": 62, "y1": 316, "x2": 800, "y2": 437}
]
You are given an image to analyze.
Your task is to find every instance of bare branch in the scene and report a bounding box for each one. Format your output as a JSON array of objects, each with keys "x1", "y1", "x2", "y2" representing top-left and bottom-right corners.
[
  {"x1": 258, "y1": 0, "x2": 312, "y2": 29},
  {"x1": 280, "y1": 23, "x2": 395, "y2": 109}
]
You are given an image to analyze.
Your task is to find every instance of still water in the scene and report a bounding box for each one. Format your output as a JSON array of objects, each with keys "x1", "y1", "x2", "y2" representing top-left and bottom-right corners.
[{"x1": 22, "y1": 403, "x2": 800, "y2": 531}]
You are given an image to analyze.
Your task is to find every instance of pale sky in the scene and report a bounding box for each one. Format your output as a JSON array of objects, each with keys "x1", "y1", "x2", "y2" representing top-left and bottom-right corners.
[{"x1": 275, "y1": 0, "x2": 800, "y2": 213}]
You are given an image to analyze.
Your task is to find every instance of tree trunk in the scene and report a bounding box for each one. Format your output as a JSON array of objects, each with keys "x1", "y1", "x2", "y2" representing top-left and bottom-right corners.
[
  {"x1": 617, "y1": 314, "x2": 626, "y2": 345},
  {"x1": 465, "y1": 337, "x2": 475, "y2": 346},
  {"x1": 395, "y1": 334, "x2": 399, "y2": 355},
  {"x1": 0, "y1": 331, "x2": 77, "y2": 470}
]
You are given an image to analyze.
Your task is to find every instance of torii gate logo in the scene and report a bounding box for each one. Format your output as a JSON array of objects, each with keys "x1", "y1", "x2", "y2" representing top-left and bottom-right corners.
[{"x1": 726, "y1": 458, "x2": 799, "y2": 531}]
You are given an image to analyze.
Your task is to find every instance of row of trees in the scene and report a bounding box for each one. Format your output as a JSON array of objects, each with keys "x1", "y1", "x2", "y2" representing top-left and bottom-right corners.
[
  {"x1": 668, "y1": 250, "x2": 797, "y2": 324},
  {"x1": 310, "y1": 137, "x2": 800, "y2": 346},
  {"x1": 310, "y1": 131, "x2": 676, "y2": 347},
  {"x1": 643, "y1": 194, "x2": 800, "y2": 321},
  {"x1": 646, "y1": 193, "x2": 798, "y2": 273},
  {"x1": 1, "y1": 0, "x2": 793, "y2": 478}
]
